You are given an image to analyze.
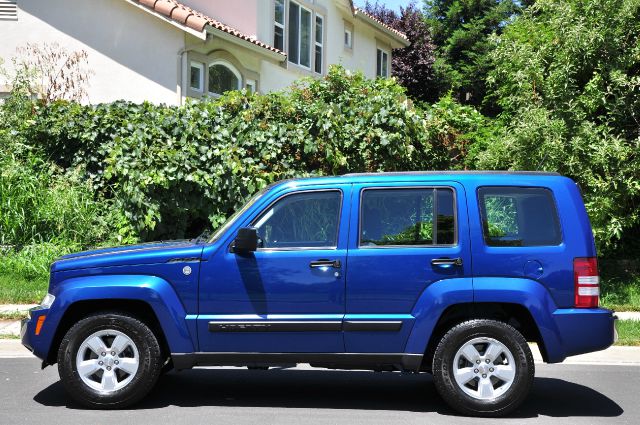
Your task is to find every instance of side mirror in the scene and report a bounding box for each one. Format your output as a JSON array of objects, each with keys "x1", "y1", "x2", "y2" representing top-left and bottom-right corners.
[{"x1": 232, "y1": 227, "x2": 258, "y2": 253}]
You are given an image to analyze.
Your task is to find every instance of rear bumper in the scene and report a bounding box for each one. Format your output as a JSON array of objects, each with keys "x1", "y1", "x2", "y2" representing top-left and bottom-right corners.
[{"x1": 547, "y1": 308, "x2": 617, "y2": 362}]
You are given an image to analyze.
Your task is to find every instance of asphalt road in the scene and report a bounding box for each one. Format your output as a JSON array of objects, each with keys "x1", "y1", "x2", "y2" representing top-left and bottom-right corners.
[{"x1": 0, "y1": 358, "x2": 638, "y2": 425}]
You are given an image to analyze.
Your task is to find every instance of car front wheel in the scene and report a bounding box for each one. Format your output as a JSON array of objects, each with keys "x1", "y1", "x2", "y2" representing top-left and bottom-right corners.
[
  {"x1": 57, "y1": 312, "x2": 163, "y2": 408},
  {"x1": 432, "y1": 319, "x2": 534, "y2": 417}
]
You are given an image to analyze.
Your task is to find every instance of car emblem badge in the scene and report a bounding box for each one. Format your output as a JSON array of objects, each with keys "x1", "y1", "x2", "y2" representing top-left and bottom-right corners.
[{"x1": 182, "y1": 266, "x2": 192, "y2": 276}]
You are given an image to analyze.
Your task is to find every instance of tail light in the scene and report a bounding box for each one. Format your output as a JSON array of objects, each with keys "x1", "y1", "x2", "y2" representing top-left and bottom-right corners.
[{"x1": 574, "y1": 257, "x2": 599, "y2": 308}]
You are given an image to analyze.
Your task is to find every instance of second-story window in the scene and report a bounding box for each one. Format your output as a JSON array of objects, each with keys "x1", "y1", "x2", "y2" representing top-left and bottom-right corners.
[
  {"x1": 376, "y1": 48, "x2": 389, "y2": 78},
  {"x1": 314, "y1": 15, "x2": 323, "y2": 74},
  {"x1": 288, "y1": 1, "x2": 312, "y2": 69},
  {"x1": 274, "y1": 0, "x2": 285, "y2": 51}
]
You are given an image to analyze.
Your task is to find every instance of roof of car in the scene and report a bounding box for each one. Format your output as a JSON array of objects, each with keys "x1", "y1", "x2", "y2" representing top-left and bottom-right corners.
[
  {"x1": 265, "y1": 171, "x2": 566, "y2": 191},
  {"x1": 342, "y1": 171, "x2": 560, "y2": 177}
]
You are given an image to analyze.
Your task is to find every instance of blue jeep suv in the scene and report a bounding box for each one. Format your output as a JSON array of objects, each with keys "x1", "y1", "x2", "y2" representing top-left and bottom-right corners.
[{"x1": 21, "y1": 172, "x2": 617, "y2": 416}]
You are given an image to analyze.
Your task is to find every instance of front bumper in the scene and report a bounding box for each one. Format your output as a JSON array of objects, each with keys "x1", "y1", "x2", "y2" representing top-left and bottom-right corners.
[{"x1": 20, "y1": 306, "x2": 50, "y2": 361}]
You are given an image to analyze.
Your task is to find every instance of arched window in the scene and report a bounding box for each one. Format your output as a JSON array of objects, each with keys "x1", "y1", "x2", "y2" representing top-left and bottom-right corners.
[{"x1": 208, "y1": 60, "x2": 241, "y2": 96}]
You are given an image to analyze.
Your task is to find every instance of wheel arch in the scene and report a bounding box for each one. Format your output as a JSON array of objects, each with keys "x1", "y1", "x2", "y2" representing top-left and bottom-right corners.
[
  {"x1": 421, "y1": 302, "x2": 548, "y2": 371},
  {"x1": 46, "y1": 299, "x2": 170, "y2": 365}
]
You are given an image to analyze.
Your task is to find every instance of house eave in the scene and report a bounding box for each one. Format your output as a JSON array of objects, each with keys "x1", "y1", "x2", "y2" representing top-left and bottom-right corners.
[
  {"x1": 204, "y1": 26, "x2": 287, "y2": 63},
  {"x1": 354, "y1": 10, "x2": 410, "y2": 48},
  {"x1": 124, "y1": 0, "x2": 206, "y2": 39}
]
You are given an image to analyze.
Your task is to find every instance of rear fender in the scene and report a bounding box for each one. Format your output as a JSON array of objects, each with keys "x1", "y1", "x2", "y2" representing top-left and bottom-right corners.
[{"x1": 405, "y1": 278, "x2": 473, "y2": 354}]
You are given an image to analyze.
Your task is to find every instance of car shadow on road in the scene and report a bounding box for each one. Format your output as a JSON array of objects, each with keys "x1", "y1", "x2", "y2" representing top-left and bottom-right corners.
[{"x1": 34, "y1": 368, "x2": 623, "y2": 418}]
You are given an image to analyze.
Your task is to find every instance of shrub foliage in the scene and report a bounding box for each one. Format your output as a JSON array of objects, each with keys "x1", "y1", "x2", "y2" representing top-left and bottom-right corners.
[{"x1": 32, "y1": 67, "x2": 456, "y2": 240}]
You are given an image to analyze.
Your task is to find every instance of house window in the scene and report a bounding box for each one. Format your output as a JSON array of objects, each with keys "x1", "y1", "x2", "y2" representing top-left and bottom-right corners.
[
  {"x1": 246, "y1": 79, "x2": 256, "y2": 94},
  {"x1": 189, "y1": 61, "x2": 204, "y2": 92},
  {"x1": 376, "y1": 48, "x2": 389, "y2": 78},
  {"x1": 274, "y1": 0, "x2": 285, "y2": 51},
  {"x1": 344, "y1": 29, "x2": 352, "y2": 49},
  {"x1": 288, "y1": 1, "x2": 312, "y2": 69},
  {"x1": 208, "y1": 61, "x2": 241, "y2": 96},
  {"x1": 314, "y1": 15, "x2": 323, "y2": 74}
]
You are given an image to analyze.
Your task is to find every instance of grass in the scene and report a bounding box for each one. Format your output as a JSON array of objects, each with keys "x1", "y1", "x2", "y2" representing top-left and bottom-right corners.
[
  {"x1": 0, "y1": 334, "x2": 19, "y2": 339},
  {"x1": 615, "y1": 319, "x2": 640, "y2": 346},
  {"x1": 0, "y1": 274, "x2": 47, "y2": 304},
  {"x1": 600, "y1": 275, "x2": 640, "y2": 312},
  {"x1": 0, "y1": 311, "x2": 29, "y2": 320}
]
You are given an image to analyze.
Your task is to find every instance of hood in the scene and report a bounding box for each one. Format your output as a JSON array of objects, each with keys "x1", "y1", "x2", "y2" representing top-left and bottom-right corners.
[{"x1": 51, "y1": 240, "x2": 205, "y2": 273}]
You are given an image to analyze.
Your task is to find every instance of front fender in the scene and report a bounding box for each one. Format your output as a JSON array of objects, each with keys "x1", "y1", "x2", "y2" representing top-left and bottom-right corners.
[
  {"x1": 33, "y1": 275, "x2": 195, "y2": 360},
  {"x1": 405, "y1": 278, "x2": 473, "y2": 354}
]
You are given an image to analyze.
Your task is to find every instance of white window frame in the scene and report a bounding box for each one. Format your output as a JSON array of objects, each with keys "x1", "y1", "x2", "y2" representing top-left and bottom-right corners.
[
  {"x1": 376, "y1": 48, "x2": 389, "y2": 78},
  {"x1": 344, "y1": 28, "x2": 352, "y2": 49},
  {"x1": 288, "y1": 0, "x2": 313, "y2": 70},
  {"x1": 189, "y1": 61, "x2": 204, "y2": 93},
  {"x1": 314, "y1": 14, "x2": 324, "y2": 74},
  {"x1": 208, "y1": 59, "x2": 242, "y2": 97},
  {"x1": 274, "y1": 0, "x2": 285, "y2": 51}
]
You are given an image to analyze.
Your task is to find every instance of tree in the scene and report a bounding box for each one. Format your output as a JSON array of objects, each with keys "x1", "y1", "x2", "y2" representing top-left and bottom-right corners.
[
  {"x1": 363, "y1": 2, "x2": 438, "y2": 102},
  {"x1": 424, "y1": 0, "x2": 524, "y2": 112},
  {"x1": 477, "y1": 0, "x2": 640, "y2": 254}
]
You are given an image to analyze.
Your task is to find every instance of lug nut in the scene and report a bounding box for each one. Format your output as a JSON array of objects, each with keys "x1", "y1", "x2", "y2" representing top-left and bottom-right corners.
[
  {"x1": 106, "y1": 366, "x2": 111, "y2": 371},
  {"x1": 474, "y1": 369, "x2": 479, "y2": 373},
  {"x1": 98, "y1": 361, "x2": 104, "y2": 366},
  {"x1": 489, "y1": 367, "x2": 494, "y2": 372},
  {"x1": 476, "y1": 360, "x2": 481, "y2": 364},
  {"x1": 482, "y1": 374, "x2": 487, "y2": 378},
  {"x1": 101, "y1": 352, "x2": 106, "y2": 356},
  {"x1": 114, "y1": 360, "x2": 119, "y2": 365},
  {"x1": 485, "y1": 359, "x2": 491, "y2": 363},
  {"x1": 111, "y1": 351, "x2": 116, "y2": 356}
]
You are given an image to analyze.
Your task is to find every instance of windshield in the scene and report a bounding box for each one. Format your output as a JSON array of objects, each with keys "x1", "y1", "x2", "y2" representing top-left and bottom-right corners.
[{"x1": 207, "y1": 187, "x2": 271, "y2": 243}]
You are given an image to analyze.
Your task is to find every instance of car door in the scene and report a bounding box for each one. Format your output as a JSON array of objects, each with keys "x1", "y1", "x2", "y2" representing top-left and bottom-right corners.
[
  {"x1": 197, "y1": 185, "x2": 351, "y2": 353},
  {"x1": 344, "y1": 182, "x2": 472, "y2": 353}
]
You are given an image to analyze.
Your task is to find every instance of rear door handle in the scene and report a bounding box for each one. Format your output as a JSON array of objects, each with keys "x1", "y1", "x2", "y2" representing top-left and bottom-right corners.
[
  {"x1": 431, "y1": 257, "x2": 463, "y2": 267},
  {"x1": 310, "y1": 259, "x2": 341, "y2": 269}
]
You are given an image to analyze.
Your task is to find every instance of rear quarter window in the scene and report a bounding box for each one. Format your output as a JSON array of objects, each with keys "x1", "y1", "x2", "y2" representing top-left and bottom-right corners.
[{"x1": 478, "y1": 187, "x2": 562, "y2": 247}]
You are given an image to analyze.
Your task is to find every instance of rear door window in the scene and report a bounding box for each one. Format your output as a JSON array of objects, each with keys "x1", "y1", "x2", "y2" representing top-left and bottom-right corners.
[
  {"x1": 478, "y1": 187, "x2": 562, "y2": 247},
  {"x1": 359, "y1": 188, "x2": 456, "y2": 247}
]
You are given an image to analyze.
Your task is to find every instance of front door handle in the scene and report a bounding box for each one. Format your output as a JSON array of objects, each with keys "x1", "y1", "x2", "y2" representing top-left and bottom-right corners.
[
  {"x1": 431, "y1": 257, "x2": 463, "y2": 267},
  {"x1": 310, "y1": 259, "x2": 341, "y2": 269}
]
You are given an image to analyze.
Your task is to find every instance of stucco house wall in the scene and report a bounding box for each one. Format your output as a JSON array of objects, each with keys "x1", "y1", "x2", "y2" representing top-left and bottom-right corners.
[
  {"x1": 0, "y1": 0, "x2": 407, "y2": 105},
  {"x1": 0, "y1": 0, "x2": 185, "y2": 104}
]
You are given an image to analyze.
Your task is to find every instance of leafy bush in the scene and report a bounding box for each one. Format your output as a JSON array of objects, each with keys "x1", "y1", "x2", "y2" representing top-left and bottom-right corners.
[
  {"x1": 479, "y1": 0, "x2": 640, "y2": 254},
  {"x1": 33, "y1": 66, "x2": 455, "y2": 240}
]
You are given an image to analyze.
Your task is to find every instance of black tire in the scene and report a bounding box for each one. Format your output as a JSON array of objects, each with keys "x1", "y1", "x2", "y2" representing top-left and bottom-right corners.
[
  {"x1": 57, "y1": 312, "x2": 163, "y2": 409},
  {"x1": 432, "y1": 319, "x2": 534, "y2": 417}
]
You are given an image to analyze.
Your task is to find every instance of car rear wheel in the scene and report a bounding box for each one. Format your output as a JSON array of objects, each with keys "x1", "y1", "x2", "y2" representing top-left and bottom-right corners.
[
  {"x1": 432, "y1": 319, "x2": 534, "y2": 417},
  {"x1": 57, "y1": 312, "x2": 162, "y2": 408}
]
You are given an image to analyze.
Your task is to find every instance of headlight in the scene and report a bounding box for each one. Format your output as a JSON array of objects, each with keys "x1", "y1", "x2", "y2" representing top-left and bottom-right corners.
[{"x1": 40, "y1": 293, "x2": 55, "y2": 309}]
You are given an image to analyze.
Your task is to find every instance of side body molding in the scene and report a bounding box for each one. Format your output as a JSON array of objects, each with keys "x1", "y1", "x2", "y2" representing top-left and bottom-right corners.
[{"x1": 40, "y1": 275, "x2": 194, "y2": 358}]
